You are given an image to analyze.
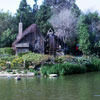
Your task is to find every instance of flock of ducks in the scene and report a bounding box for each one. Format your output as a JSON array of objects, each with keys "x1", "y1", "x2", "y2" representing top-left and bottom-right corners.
[{"x1": 7, "y1": 75, "x2": 21, "y2": 80}]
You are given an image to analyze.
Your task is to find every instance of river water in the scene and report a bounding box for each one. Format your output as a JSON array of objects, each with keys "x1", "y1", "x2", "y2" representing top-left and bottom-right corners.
[{"x1": 0, "y1": 72, "x2": 100, "y2": 100}]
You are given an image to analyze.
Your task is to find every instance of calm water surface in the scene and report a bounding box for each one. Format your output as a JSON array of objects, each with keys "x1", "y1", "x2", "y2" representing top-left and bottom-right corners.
[{"x1": 0, "y1": 72, "x2": 100, "y2": 100}]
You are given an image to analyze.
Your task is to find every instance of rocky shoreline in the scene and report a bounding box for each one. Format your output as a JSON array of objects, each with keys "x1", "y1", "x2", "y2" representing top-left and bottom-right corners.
[{"x1": 0, "y1": 71, "x2": 35, "y2": 77}]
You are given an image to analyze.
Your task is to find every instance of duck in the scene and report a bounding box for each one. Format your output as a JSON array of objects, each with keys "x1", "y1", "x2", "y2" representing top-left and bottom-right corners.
[{"x1": 15, "y1": 75, "x2": 21, "y2": 80}]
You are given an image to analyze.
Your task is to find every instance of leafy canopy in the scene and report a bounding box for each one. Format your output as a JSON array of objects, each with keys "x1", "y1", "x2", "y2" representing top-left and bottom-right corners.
[{"x1": 35, "y1": 5, "x2": 53, "y2": 35}]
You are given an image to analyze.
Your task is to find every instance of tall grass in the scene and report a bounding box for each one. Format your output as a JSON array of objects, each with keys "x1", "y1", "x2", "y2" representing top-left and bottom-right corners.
[
  {"x1": 41, "y1": 57, "x2": 100, "y2": 76},
  {"x1": 41, "y1": 63, "x2": 86, "y2": 76}
]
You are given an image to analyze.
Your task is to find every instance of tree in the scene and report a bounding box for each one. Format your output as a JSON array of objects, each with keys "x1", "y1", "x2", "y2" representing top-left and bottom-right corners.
[
  {"x1": 71, "y1": 3, "x2": 81, "y2": 17},
  {"x1": 33, "y1": 0, "x2": 38, "y2": 13},
  {"x1": 78, "y1": 12, "x2": 100, "y2": 55},
  {"x1": 78, "y1": 23, "x2": 91, "y2": 55},
  {"x1": 49, "y1": 8, "x2": 78, "y2": 46},
  {"x1": 0, "y1": 29, "x2": 16, "y2": 47},
  {"x1": 35, "y1": 5, "x2": 53, "y2": 35},
  {"x1": 0, "y1": 11, "x2": 17, "y2": 35},
  {"x1": 16, "y1": 0, "x2": 35, "y2": 30}
]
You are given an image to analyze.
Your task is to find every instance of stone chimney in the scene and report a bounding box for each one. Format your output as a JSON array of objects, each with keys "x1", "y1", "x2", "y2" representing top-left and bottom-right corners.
[{"x1": 17, "y1": 21, "x2": 23, "y2": 39}]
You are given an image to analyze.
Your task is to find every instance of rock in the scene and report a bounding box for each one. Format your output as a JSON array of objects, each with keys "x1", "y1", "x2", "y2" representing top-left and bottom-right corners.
[
  {"x1": 49, "y1": 74, "x2": 58, "y2": 77},
  {"x1": 56, "y1": 51, "x2": 64, "y2": 56}
]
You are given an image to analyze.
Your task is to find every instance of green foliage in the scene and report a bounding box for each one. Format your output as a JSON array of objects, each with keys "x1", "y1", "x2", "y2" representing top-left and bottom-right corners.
[
  {"x1": 41, "y1": 56, "x2": 100, "y2": 76},
  {"x1": 55, "y1": 56, "x2": 66, "y2": 63},
  {"x1": 0, "y1": 56, "x2": 15, "y2": 62},
  {"x1": 0, "y1": 52, "x2": 51, "y2": 70},
  {"x1": 33, "y1": 70, "x2": 39, "y2": 75},
  {"x1": 24, "y1": 69, "x2": 28, "y2": 74},
  {"x1": 0, "y1": 11, "x2": 17, "y2": 45},
  {"x1": 35, "y1": 5, "x2": 53, "y2": 35},
  {"x1": 16, "y1": 0, "x2": 35, "y2": 30},
  {"x1": 71, "y1": 3, "x2": 81, "y2": 17},
  {"x1": 17, "y1": 69, "x2": 22, "y2": 74},
  {"x1": 11, "y1": 57, "x2": 23, "y2": 68},
  {"x1": 78, "y1": 23, "x2": 91, "y2": 55},
  {"x1": 22, "y1": 52, "x2": 51, "y2": 67},
  {"x1": 7, "y1": 69, "x2": 12, "y2": 73},
  {"x1": 90, "y1": 57, "x2": 100, "y2": 71},
  {"x1": 0, "y1": 11, "x2": 16, "y2": 48},
  {"x1": 0, "y1": 47, "x2": 14, "y2": 55},
  {"x1": 41, "y1": 63, "x2": 86, "y2": 76},
  {"x1": 0, "y1": 55, "x2": 15, "y2": 69},
  {"x1": 0, "y1": 11, "x2": 16, "y2": 34},
  {"x1": 29, "y1": 68, "x2": 34, "y2": 72},
  {"x1": 78, "y1": 12, "x2": 100, "y2": 55},
  {"x1": 0, "y1": 29, "x2": 16, "y2": 47},
  {"x1": 12, "y1": 71, "x2": 16, "y2": 74},
  {"x1": 0, "y1": 59, "x2": 6, "y2": 68},
  {"x1": 83, "y1": 12, "x2": 100, "y2": 25},
  {"x1": 18, "y1": 52, "x2": 30, "y2": 57}
]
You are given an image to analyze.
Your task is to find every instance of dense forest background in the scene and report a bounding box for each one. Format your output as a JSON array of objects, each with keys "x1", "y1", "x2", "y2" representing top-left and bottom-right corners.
[{"x1": 0, "y1": 0, "x2": 100, "y2": 56}]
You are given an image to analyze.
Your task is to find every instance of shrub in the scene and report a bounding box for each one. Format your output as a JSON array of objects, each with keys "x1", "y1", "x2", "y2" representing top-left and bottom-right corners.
[
  {"x1": 18, "y1": 52, "x2": 30, "y2": 57},
  {"x1": 0, "y1": 55, "x2": 15, "y2": 61},
  {"x1": 12, "y1": 71, "x2": 16, "y2": 74},
  {"x1": 41, "y1": 63, "x2": 86, "y2": 76},
  {"x1": 22, "y1": 52, "x2": 51, "y2": 68},
  {"x1": 7, "y1": 69, "x2": 12, "y2": 73},
  {"x1": 33, "y1": 70, "x2": 39, "y2": 75},
  {"x1": 90, "y1": 57, "x2": 100, "y2": 71},
  {"x1": 24, "y1": 70, "x2": 28, "y2": 74},
  {"x1": 0, "y1": 55, "x2": 15, "y2": 70},
  {"x1": 0, "y1": 59, "x2": 6, "y2": 68},
  {"x1": 16, "y1": 69, "x2": 22, "y2": 74},
  {"x1": 55, "y1": 56, "x2": 66, "y2": 63},
  {"x1": 29, "y1": 68, "x2": 34, "y2": 72},
  {"x1": 0, "y1": 47, "x2": 14, "y2": 55},
  {"x1": 78, "y1": 56, "x2": 100, "y2": 72},
  {"x1": 11, "y1": 57, "x2": 24, "y2": 69}
]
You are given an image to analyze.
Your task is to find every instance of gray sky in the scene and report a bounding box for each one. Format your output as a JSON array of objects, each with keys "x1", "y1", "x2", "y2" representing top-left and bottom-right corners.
[
  {"x1": 76, "y1": 0, "x2": 100, "y2": 13},
  {"x1": 0, "y1": 0, "x2": 100, "y2": 14}
]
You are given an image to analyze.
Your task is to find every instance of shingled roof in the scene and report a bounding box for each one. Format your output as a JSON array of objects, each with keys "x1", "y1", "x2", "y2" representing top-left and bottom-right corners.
[{"x1": 12, "y1": 24, "x2": 41, "y2": 50}]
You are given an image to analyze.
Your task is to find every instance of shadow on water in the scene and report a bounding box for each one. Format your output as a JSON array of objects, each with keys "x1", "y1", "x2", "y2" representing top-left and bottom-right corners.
[{"x1": 0, "y1": 72, "x2": 100, "y2": 100}]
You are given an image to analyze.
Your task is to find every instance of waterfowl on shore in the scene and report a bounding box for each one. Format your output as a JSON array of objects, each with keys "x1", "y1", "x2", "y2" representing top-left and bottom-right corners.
[
  {"x1": 49, "y1": 74, "x2": 58, "y2": 77},
  {"x1": 7, "y1": 75, "x2": 11, "y2": 79}
]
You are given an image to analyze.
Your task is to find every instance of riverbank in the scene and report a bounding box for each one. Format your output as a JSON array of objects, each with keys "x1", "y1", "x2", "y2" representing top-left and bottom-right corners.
[
  {"x1": 40, "y1": 56, "x2": 100, "y2": 76},
  {"x1": 0, "y1": 50, "x2": 100, "y2": 77}
]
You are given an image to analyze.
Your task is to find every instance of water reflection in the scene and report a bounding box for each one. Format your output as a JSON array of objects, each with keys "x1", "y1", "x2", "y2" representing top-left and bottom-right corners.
[{"x1": 0, "y1": 72, "x2": 100, "y2": 100}]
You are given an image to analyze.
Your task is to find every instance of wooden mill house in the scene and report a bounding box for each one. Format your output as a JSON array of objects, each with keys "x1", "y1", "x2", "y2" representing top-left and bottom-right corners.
[
  {"x1": 12, "y1": 22, "x2": 44, "y2": 55},
  {"x1": 12, "y1": 22, "x2": 65, "y2": 55}
]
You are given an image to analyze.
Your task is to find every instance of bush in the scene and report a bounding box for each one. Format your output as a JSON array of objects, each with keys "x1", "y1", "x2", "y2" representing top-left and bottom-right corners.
[
  {"x1": 55, "y1": 56, "x2": 66, "y2": 63},
  {"x1": 0, "y1": 55, "x2": 15, "y2": 70},
  {"x1": 41, "y1": 63, "x2": 86, "y2": 76},
  {"x1": 11, "y1": 57, "x2": 24, "y2": 69},
  {"x1": 0, "y1": 48, "x2": 14, "y2": 55},
  {"x1": 22, "y1": 52, "x2": 51, "y2": 68},
  {"x1": 41, "y1": 56, "x2": 100, "y2": 76},
  {"x1": 12, "y1": 71, "x2": 16, "y2": 74},
  {"x1": 7, "y1": 69, "x2": 12, "y2": 73},
  {"x1": 24, "y1": 70, "x2": 28, "y2": 74},
  {"x1": 78, "y1": 56, "x2": 100, "y2": 72},
  {"x1": 0, "y1": 55, "x2": 15, "y2": 61},
  {"x1": 18, "y1": 52, "x2": 30, "y2": 57},
  {"x1": 90, "y1": 57, "x2": 100, "y2": 71},
  {"x1": 0, "y1": 59, "x2": 6, "y2": 68}
]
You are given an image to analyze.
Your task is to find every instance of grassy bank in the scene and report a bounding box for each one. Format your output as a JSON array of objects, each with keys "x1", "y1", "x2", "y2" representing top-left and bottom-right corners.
[
  {"x1": 0, "y1": 48, "x2": 100, "y2": 76},
  {"x1": 41, "y1": 57, "x2": 100, "y2": 76}
]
